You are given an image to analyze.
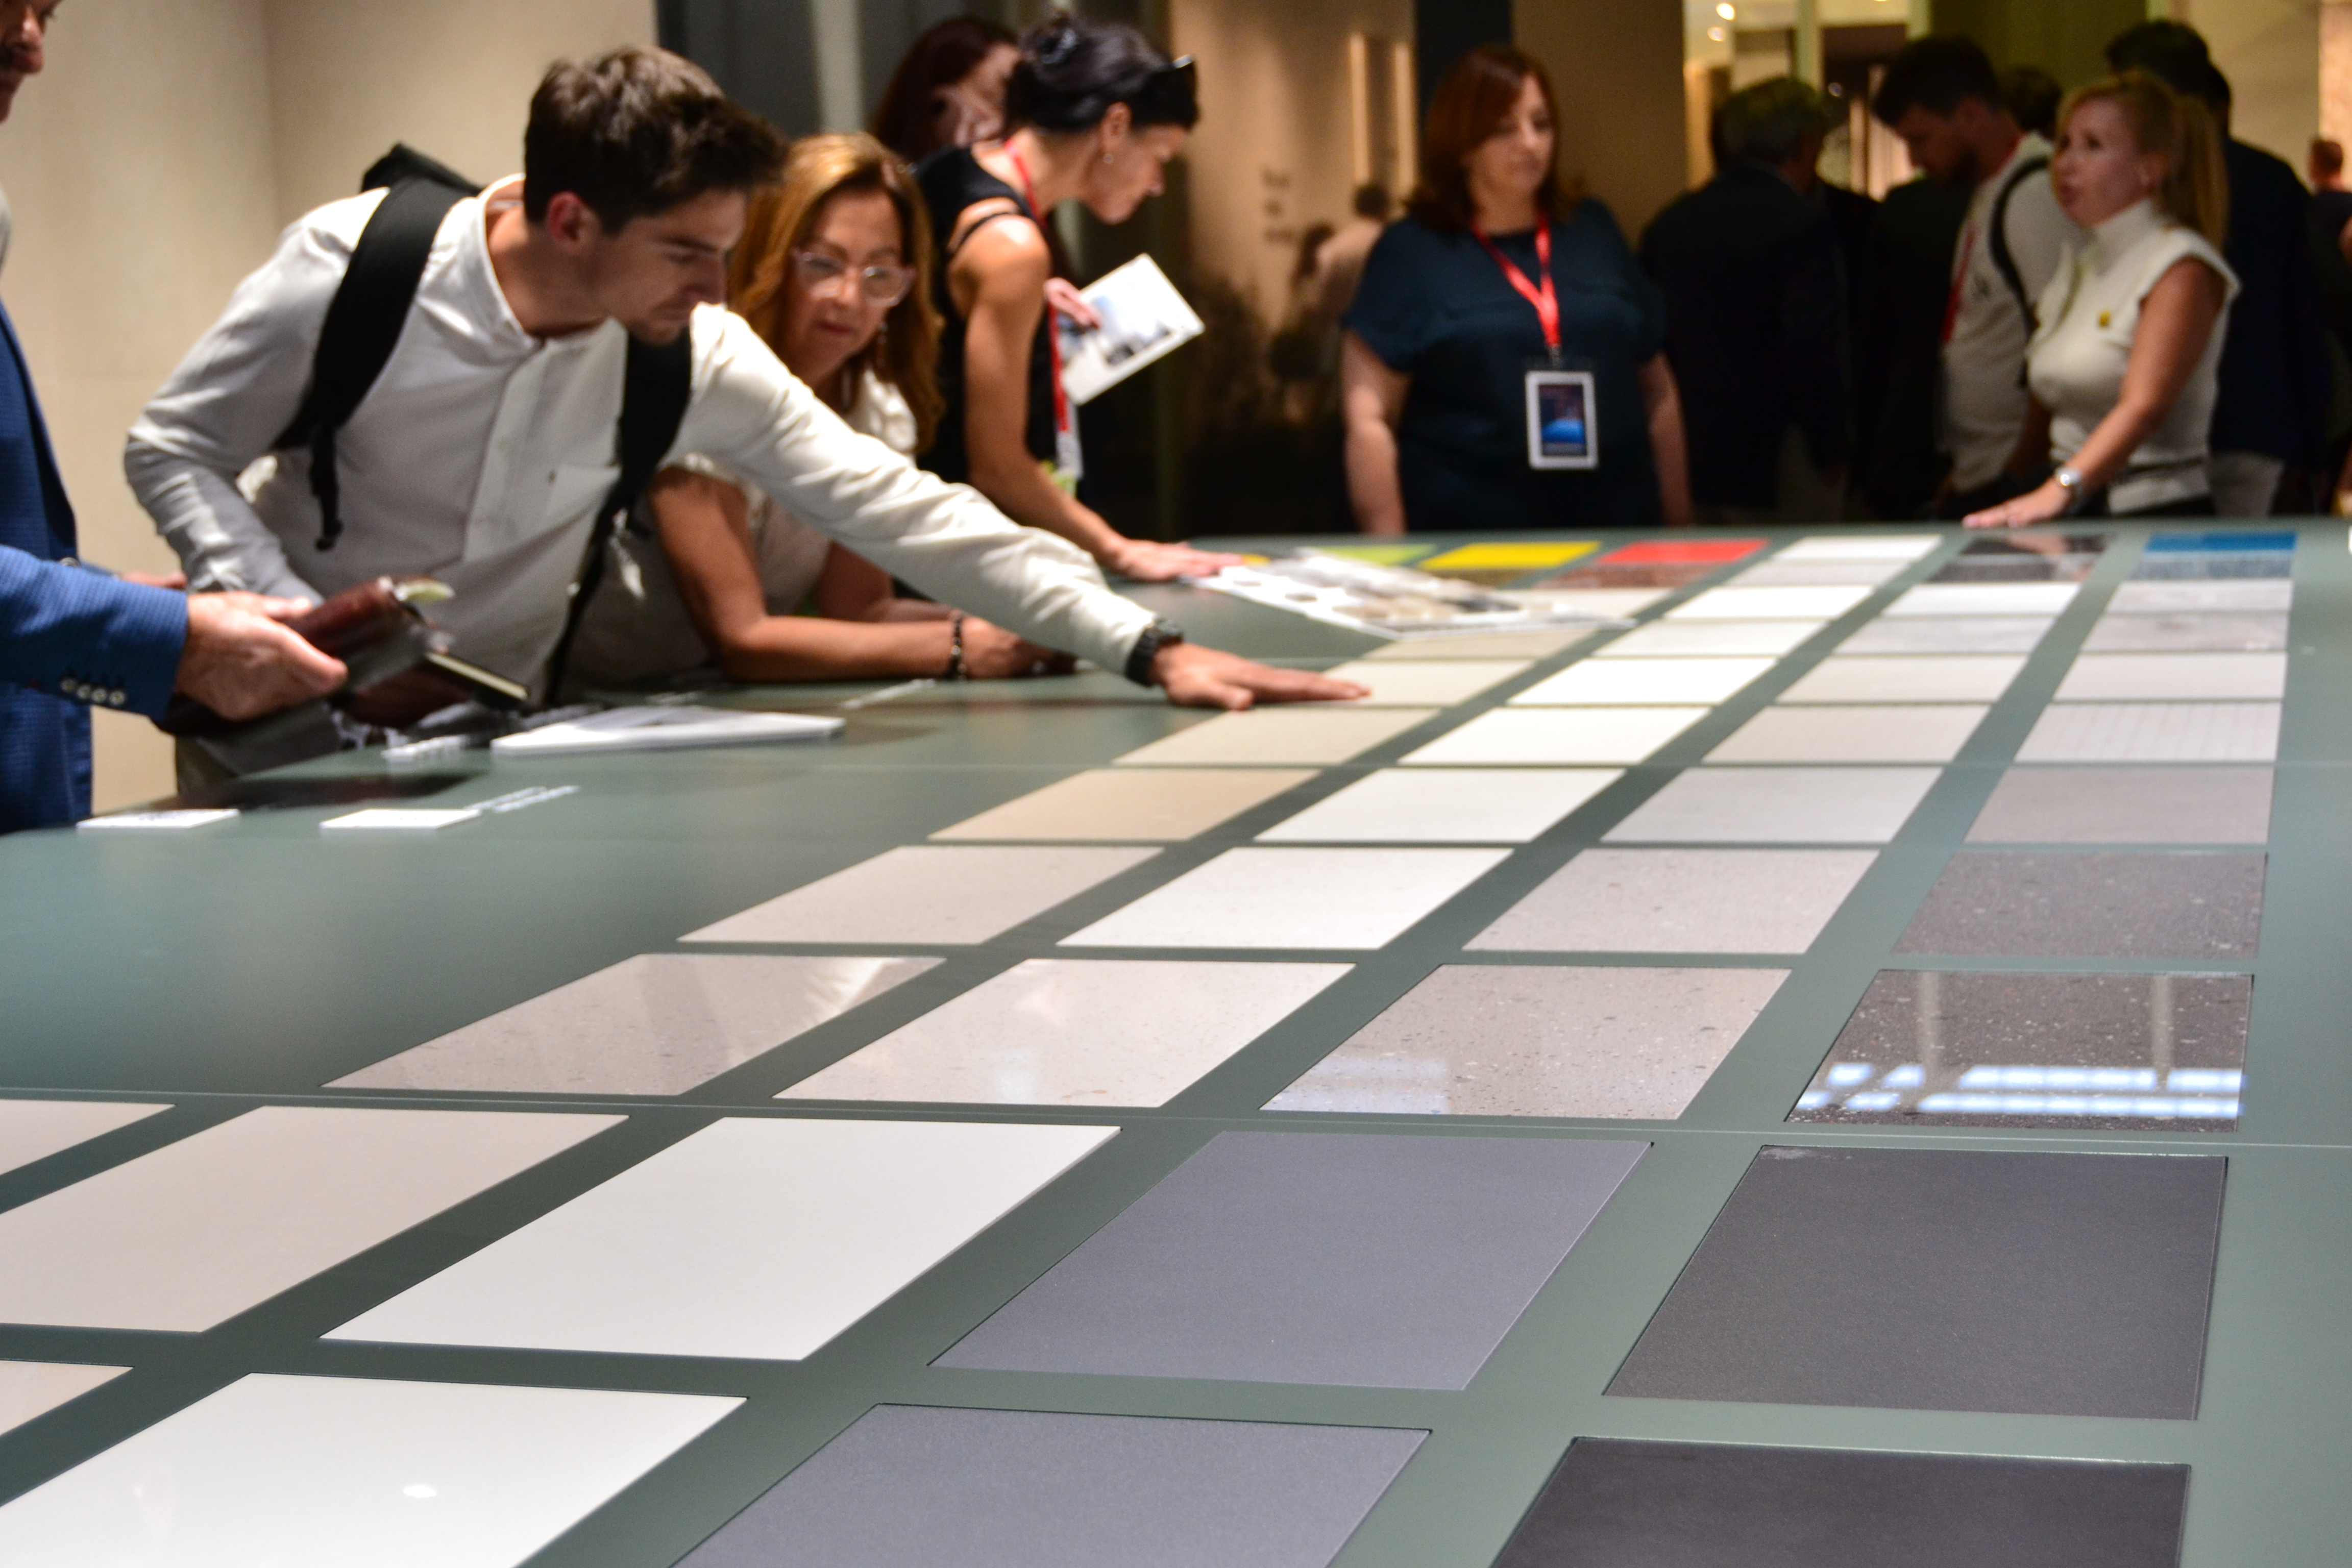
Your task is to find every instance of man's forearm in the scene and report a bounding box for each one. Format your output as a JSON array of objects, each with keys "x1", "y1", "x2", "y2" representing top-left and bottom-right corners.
[{"x1": 124, "y1": 437, "x2": 319, "y2": 602}]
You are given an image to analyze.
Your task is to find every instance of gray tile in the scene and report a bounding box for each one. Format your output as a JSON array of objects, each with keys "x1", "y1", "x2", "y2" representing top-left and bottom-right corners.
[
  {"x1": 1266, "y1": 965, "x2": 1785, "y2": 1120},
  {"x1": 1967, "y1": 766, "x2": 2273, "y2": 843},
  {"x1": 2081, "y1": 612, "x2": 2286, "y2": 651},
  {"x1": 1777, "y1": 655, "x2": 2024, "y2": 704},
  {"x1": 1835, "y1": 615, "x2": 2054, "y2": 654},
  {"x1": 2108, "y1": 579, "x2": 2291, "y2": 613},
  {"x1": 684, "y1": 847, "x2": 1159, "y2": 945},
  {"x1": 1494, "y1": 1439, "x2": 2188, "y2": 1568},
  {"x1": 1792, "y1": 970, "x2": 2249, "y2": 1131},
  {"x1": 2015, "y1": 702, "x2": 2280, "y2": 762},
  {"x1": 938, "y1": 1131, "x2": 1646, "y2": 1389},
  {"x1": 331, "y1": 955, "x2": 939, "y2": 1095},
  {"x1": 2054, "y1": 651, "x2": 2286, "y2": 700},
  {"x1": 1896, "y1": 851, "x2": 2266, "y2": 958},
  {"x1": 1705, "y1": 704, "x2": 1988, "y2": 763},
  {"x1": 1885, "y1": 582, "x2": 2078, "y2": 616},
  {"x1": 1605, "y1": 1144, "x2": 2227, "y2": 1418},
  {"x1": 677, "y1": 1406, "x2": 1425, "y2": 1568},
  {"x1": 1604, "y1": 767, "x2": 1941, "y2": 844},
  {"x1": 1257, "y1": 768, "x2": 1622, "y2": 844},
  {"x1": 1468, "y1": 848, "x2": 1876, "y2": 953}
]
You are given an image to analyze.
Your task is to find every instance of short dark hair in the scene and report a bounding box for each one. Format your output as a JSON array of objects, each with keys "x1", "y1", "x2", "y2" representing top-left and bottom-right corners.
[
  {"x1": 1719, "y1": 77, "x2": 1833, "y2": 166},
  {"x1": 1871, "y1": 35, "x2": 2001, "y2": 126},
  {"x1": 1004, "y1": 13, "x2": 1198, "y2": 134},
  {"x1": 1999, "y1": 64, "x2": 2063, "y2": 140},
  {"x1": 524, "y1": 47, "x2": 786, "y2": 230}
]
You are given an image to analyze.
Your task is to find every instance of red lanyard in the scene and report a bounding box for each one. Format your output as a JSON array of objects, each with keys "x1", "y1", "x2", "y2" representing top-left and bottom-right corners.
[
  {"x1": 1942, "y1": 225, "x2": 1977, "y2": 344},
  {"x1": 1472, "y1": 220, "x2": 1560, "y2": 353},
  {"x1": 1006, "y1": 148, "x2": 1073, "y2": 446}
]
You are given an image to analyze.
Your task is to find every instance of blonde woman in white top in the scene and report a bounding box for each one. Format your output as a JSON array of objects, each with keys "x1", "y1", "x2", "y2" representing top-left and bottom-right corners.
[{"x1": 1967, "y1": 72, "x2": 2237, "y2": 527}]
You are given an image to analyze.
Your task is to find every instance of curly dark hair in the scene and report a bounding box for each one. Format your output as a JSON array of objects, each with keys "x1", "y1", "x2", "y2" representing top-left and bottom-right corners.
[{"x1": 524, "y1": 46, "x2": 785, "y2": 230}]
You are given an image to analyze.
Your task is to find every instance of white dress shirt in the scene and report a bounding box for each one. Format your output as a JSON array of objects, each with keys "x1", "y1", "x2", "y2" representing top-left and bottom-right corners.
[
  {"x1": 126, "y1": 179, "x2": 1152, "y2": 691},
  {"x1": 1941, "y1": 134, "x2": 2073, "y2": 491}
]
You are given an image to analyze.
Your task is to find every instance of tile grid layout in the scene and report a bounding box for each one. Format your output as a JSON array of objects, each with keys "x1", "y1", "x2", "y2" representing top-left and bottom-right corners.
[{"x1": 0, "y1": 524, "x2": 2343, "y2": 1566}]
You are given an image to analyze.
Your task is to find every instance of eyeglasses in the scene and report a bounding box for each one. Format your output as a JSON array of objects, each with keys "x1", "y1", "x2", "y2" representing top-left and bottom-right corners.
[{"x1": 792, "y1": 250, "x2": 917, "y2": 306}]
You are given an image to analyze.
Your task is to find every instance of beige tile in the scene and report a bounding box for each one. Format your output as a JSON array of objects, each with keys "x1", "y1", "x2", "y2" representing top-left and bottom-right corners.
[
  {"x1": 1061, "y1": 847, "x2": 1509, "y2": 949},
  {"x1": 1604, "y1": 767, "x2": 1942, "y2": 843},
  {"x1": 2053, "y1": 653, "x2": 2287, "y2": 702},
  {"x1": 1668, "y1": 585, "x2": 1873, "y2": 621},
  {"x1": 1595, "y1": 620, "x2": 1828, "y2": 657},
  {"x1": 932, "y1": 769, "x2": 1315, "y2": 842},
  {"x1": 1706, "y1": 704, "x2": 1989, "y2": 764},
  {"x1": 2015, "y1": 703, "x2": 2280, "y2": 762},
  {"x1": 684, "y1": 846, "x2": 1159, "y2": 945},
  {"x1": 0, "y1": 1100, "x2": 169, "y2": 1179},
  {"x1": 1113, "y1": 707, "x2": 1438, "y2": 766},
  {"x1": 0, "y1": 1362, "x2": 127, "y2": 1438},
  {"x1": 1258, "y1": 768, "x2": 1621, "y2": 843},
  {"x1": 1313, "y1": 660, "x2": 1529, "y2": 706},
  {"x1": 1510, "y1": 657, "x2": 1772, "y2": 706},
  {"x1": 1362, "y1": 628, "x2": 1601, "y2": 660},
  {"x1": 1469, "y1": 848, "x2": 1877, "y2": 953},
  {"x1": 1778, "y1": 656, "x2": 2025, "y2": 704},
  {"x1": 1403, "y1": 707, "x2": 1708, "y2": 766}
]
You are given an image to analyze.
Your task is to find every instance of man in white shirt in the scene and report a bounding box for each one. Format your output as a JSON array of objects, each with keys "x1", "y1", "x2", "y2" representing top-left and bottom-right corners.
[
  {"x1": 1873, "y1": 36, "x2": 2073, "y2": 515},
  {"x1": 128, "y1": 47, "x2": 1354, "y2": 720}
]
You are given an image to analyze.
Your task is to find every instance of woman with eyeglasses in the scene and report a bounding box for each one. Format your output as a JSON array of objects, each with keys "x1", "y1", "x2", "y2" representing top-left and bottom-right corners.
[
  {"x1": 916, "y1": 13, "x2": 1237, "y2": 582},
  {"x1": 564, "y1": 133, "x2": 1071, "y2": 689}
]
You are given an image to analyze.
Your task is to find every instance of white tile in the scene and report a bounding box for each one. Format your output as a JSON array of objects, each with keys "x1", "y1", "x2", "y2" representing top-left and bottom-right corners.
[
  {"x1": 683, "y1": 846, "x2": 1158, "y2": 945},
  {"x1": 1706, "y1": 704, "x2": 1989, "y2": 763},
  {"x1": 0, "y1": 1100, "x2": 169, "y2": 1178},
  {"x1": 1594, "y1": 619, "x2": 1828, "y2": 657},
  {"x1": 1060, "y1": 847, "x2": 1508, "y2": 949},
  {"x1": 931, "y1": 769, "x2": 1316, "y2": 842},
  {"x1": 1362, "y1": 628, "x2": 1600, "y2": 660},
  {"x1": 328, "y1": 955, "x2": 940, "y2": 1096},
  {"x1": 1775, "y1": 534, "x2": 1943, "y2": 562},
  {"x1": 1604, "y1": 767, "x2": 1943, "y2": 843},
  {"x1": 1312, "y1": 660, "x2": 1530, "y2": 706},
  {"x1": 779, "y1": 959, "x2": 1350, "y2": 1107},
  {"x1": 1257, "y1": 768, "x2": 1621, "y2": 843},
  {"x1": 1402, "y1": 707, "x2": 1707, "y2": 766},
  {"x1": 1498, "y1": 588, "x2": 1668, "y2": 618},
  {"x1": 0, "y1": 1108, "x2": 621, "y2": 1332},
  {"x1": 2081, "y1": 611, "x2": 2287, "y2": 652},
  {"x1": 1667, "y1": 584, "x2": 1874, "y2": 621},
  {"x1": 1884, "y1": 581, "x2": 2080, "y2": 616},
  {"x1": 0, "y1": 1362, "x2": 126, "y2": 1438},
  {"x1": 1468, "y1": 848, "x2": 1878, "y2": 953},
  {"x1": 1728, "y1": 558, "x2": 1910, "y2": 586},
  {"x1": 2107, "y1": 580, "x2": 2292, "y2": 614},
  {"x1": 1837, "y1": 615, "x2": 2055, "y2": 653},
  {"x1": 330, "y1": 1119, "x2": 1116, "y2": 1361},
  {"x1": 2015, "y1": 702, "x2": 2281, "y2": 762},
  {"x1": 1509, "y1": 657, "x2": 1773, "y2": 707},
  {"x1": 0, "y1": 1374, "x2": 740, "y2": 1568},
  {"x1": 1778, "y1": 655, "x2": 2026, "y2": 704},
  {"x1": 1112, "y1": 707, "x2": 1438, "y2": 766},
  {"x1": 2054, "y1": 653, "x2": 2287, "y2": 701}
]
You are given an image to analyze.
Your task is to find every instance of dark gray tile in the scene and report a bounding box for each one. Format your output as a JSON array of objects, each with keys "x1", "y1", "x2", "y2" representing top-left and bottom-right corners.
[
  {"x1": 938, "y1": 1131, "x2": 1646, "y2": 1389},
  {"x1": 1930, "y1": 534, "x2": 2105, "y2": 583},
  {"x1": 1606, "y1": 1144, "x2": 2226, "y2": 1418},
  {"x1": 1967, "y1": 766, "x2": 2274, "y2": 843},
  {"x1": 1792, "y1": 970, "x2": 2249, "y2": 1132},
  {"x1": 2131, "y1": 551, "x2": 2293, "y2": 580},
  {"x1": 679, "y1": 1405, "x2": 1424, "y2": 1568},
  {"x1": 1896, "y1": 851, "x2": 2266, "y2": 958},
  {"x1": 1493, "y1": 1438, "x2": 2188, "y2": 1568}
]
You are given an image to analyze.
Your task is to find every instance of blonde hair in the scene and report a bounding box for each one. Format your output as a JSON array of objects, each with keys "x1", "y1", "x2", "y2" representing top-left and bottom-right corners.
[
  {"x1": 2059, "y1": 70, "x2": 2228, "y2": 249},
  {"x1": 727, "y1": 132, "x2": 946, "y2": 451}
]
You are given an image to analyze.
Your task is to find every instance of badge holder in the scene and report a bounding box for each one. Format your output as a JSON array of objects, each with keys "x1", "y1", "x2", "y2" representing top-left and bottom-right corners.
[{"x1": 1525, "y1": 361, "x2": 1597, "y2": 471}]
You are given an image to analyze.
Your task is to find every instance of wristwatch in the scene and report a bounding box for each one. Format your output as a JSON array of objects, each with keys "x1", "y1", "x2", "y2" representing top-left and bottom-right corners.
[
  {"x1": 1123, "y1": 619, "x2": 1186, "y2": 686},
  {"x1": 2052, "y1": 465, "x2": 2086, "y2": 514}
]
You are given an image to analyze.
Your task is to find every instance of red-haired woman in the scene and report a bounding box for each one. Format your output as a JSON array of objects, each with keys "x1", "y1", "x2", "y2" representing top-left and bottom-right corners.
[{"x1": 1341, "y1": 46, "x2": 1691, "y2": 532}]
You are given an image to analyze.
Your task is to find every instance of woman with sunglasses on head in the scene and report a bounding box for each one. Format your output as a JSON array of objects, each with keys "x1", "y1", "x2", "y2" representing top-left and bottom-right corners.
[
  {"x1": 564, "y1": 133, "x2": 1070, "y2": 690},
  {"x1": 916, "y1": 13, "x2": 1237, "y2": 583}
]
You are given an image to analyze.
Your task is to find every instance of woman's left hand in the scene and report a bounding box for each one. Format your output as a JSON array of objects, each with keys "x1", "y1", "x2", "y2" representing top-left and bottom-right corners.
[
  {"x1": 1102, "y1": 536, "x2": 1246, "y2": 582},
  {"x1": 1964, "y1": 479, "x2": 2074, "y2": 529}
]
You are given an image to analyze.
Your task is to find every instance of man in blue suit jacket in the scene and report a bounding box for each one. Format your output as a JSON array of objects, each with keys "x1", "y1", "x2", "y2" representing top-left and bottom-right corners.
[{"x1": 0, "y1": 0, "x2": 341, "y2": 832}]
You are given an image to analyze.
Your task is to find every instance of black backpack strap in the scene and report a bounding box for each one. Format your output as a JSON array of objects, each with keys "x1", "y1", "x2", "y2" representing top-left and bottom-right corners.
[
  {"x1": 542, "y1": 329, "x2": 695, "y2": 699},
  {"x1": 273, "y1": 176, "x2": 469, "y2": 551},
  {"x1": 1987, "y1": 154, "x2": 2051, "y2": 332}
]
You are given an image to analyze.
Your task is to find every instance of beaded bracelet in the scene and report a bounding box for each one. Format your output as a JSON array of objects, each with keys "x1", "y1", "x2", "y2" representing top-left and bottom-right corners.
[{"x1": 944, "y1": 612, "x2": 968, "y2": 680}]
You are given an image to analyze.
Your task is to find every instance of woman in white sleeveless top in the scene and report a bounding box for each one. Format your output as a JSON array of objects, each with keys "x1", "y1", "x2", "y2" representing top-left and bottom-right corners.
[
  {"x1": 567, "y1": 133, "x2": 1072, "y2": 689},
  {"x1": 1967, "y1": 72, "x2": 2237, "y2": 527}
]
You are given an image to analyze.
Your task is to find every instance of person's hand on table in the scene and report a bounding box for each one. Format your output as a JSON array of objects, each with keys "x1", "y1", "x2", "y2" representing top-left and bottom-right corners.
[
  {"x1": 174, "y1": 591, "x2": 346, "y2": 720},
  {"x1": 1152, "y1": 644, "x2": 1369, "y2": 711},
  {"x1": 1964, "y1": 479, "x2": 2073, "y2": 530},
  {"x1": 1044, "y1": 277, "x2": 1101, "y2": 332},
  {"x1": 962, "y1": 617, "x2": 1077, "y2": 679},
  {"x1": 1101, "y1": 536, "x2": 1246, "y2": 583}
]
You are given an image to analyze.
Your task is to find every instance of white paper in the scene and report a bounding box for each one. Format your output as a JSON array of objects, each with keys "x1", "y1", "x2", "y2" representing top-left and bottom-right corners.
[
  {"x1": 1059, "y1": 254, "x2": 1204, "y2": 405},
  {"x1": 321, "y1": 808, "x2": 481, "y2": 832},
  {"x1": 492, "y1": 705, "x2": 843, "y2": 756},
  {"x1": 77, "y1": 809, "x2": 238, "y2": 831}
]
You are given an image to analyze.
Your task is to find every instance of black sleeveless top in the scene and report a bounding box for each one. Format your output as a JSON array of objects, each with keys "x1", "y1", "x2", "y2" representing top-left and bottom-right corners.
[{"x1": 914, "y1": 146, "x2": 1061, "y2": 483}]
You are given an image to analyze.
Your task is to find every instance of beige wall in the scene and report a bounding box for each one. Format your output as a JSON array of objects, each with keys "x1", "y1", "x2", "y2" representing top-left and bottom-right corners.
[
  {"x1": 2182, "y1": 0, "x2": 2322, "y2": 170},
  {"x1": 1517, "y1": 0, "x2": 1689, "y2": 239}
]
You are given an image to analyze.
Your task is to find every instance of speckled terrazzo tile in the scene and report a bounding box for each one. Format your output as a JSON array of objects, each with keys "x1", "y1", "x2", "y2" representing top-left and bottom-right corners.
[
  {"x1": 1777, "y1": 655, "x2": 2025, "y2": 704},
  {"x1": 1467, "y1": 848, "x2": 1875, "y2": 953},
  {"x1": 2014, "y1": 702, "x2": 2279, "y2": 762},
  {"x1": 1060, "y1": 847, "x2": 1508, "y2": 950},
  {"x1": 1966, "y1": 766, "x2": 2273, "y2": 844},
  {"x1": 1896, "y1": 851, "x2": 2266, "y2": 958},
  {"x1": 2052, "y1": 653, "x2": 2286, "y2": 701},
  {"x1": 930, "y1": 769, "x2": 1317, "y2": 842},
  {"x1": 1603, "y1": 767, "x2": 1941, "y2": 843},
  {"x1": 2080, "y1": 612, "x2": 2286, "y2": 652},
  {"x1": 683, "y1": 847, "x2": 1159, "y2": 945},
  {"x1": 1705, "y1": 704, "x2": 1989, "y2": 764}
]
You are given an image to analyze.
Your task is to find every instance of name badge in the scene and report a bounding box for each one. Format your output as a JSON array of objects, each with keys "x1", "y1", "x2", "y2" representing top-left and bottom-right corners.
[{"x1": 1525, "y1": 367, "x2": 1597, "y2": 470}]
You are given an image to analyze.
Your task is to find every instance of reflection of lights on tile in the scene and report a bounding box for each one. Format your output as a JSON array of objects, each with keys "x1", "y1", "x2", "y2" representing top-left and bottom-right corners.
[
  {"x1": 403, "y1": 1484, "x2": 437, "y2": 1500},
  {"x1": 1958, "y1": 1065, "x2": 2157, "y2": 1092},
  {"x1": 2168, "y1": 1068, "x2": 2243, "y2": 1092},
  {"x1": 1882, "y1": 1064, "x2": 1924, "y2": 1089},
  {"x1": 1825, "y1": 1062, "x2": 1875, "y2": 1087},
  {"x1": 1796, "y1": 1091, "x2": 1831, "y2": 1109},
  {"x1": 1843, "y1": 1091, "x2": 1903, "y2": 1111},
  {"x1": 1917, "y1": 1093, "x2": 2238, "y2": 1118}
]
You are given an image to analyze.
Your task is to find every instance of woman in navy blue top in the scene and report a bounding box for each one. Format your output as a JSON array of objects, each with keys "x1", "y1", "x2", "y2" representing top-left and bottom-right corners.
[{"x1": 1342, "y1": 46, "x2": 1690, "y2": 531}]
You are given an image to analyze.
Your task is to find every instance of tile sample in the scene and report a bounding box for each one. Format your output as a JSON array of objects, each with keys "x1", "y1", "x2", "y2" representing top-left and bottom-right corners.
[
  {"x1": 2131, "y1": 551, "x2": 2293, "y2": 580},
  {"x1": 0, "y1": 1374, "x2": 740, "y2": 1568},
  {"x1": 1775, "y1": 533, "x2": 1943, "y2": 561},
  {"x1": 1605, "y1": 1144, "x2": 2227, "y2": 1418},
  {"x1": 2142, "y1": 528, "x2": 2295, "y2": 554},
  {"x1": 1257, "y1": 767, "x2": 1621, "y2": 844},
  {"x1": 1706, "y1": 704, "x2": 1989, "y2": 763},
  {"x1": 1112, "y1": 707, "x2": 1437, "y2": 766},
  {"x1": 1897, "y1": 851, "x2": 2266, "y2": 958},
  {"x1": 931, "y1": 768, "x2": 1315, "y2": 842},
  {"x1": 1531, "y1": 559, "x2": 1721, "y2": 590},
  {"x1": 1667, "y1": 584, "x2": 1873, "y2": 621},
  {"x1": 2054, "y1": 652, "x2": 2287, "y2": 700},
  {"x1": 1509, "y1": 657, "x2": 1772, "y2": 706},
  {"x1": 1778, "y1": 654, "x2": 2025, "y2": 704},
  {"x1": 0, "y1": 1362, "x2": 126, "y2": 1438},
  {"x1": 1837, "y1": 614, "x2": 2054, "y2": 654},
  {"x1": 1494, "y1": 1438, "x2": 2189, "y2": 1568},
  {"x1": 1361, "y1": 628, "x2": 1600, "y2": 660},
  {"x1": 0, "y1": 1107, "x2": 619, "y2": 1332},
  {"x1": 1729, "y1": 557, "x2": 1910, "y2": 586},
  {"x1": 1469, "y1": 848, "x2": 1876, "y2": 952},
  {"x1": 1792, "y1": 970, "x2": 2249, "y2": 1131},
  {"x1": 0, "y1": 1099, "x2": 168, "y2": 1178},
  {"x1": 684, "y1": 846, "x2": 1157, "y2": 945},
  {"x1": 1060, "y1": 846, "x2": 1508, "y2": 949},
  {"x1": 2081, "y1": 611, "x2": 2286, "y2": 651},
  {"x1": 1605, "y1": 767, "x2": 1941, "y2": 843},
  {"x1": 1928, "y1": 552, "x2": 2102, "y2": 584},
  {"x1": 1884, "y1": 581, "x2": 2079, "y2": 616},
  {"x1": 2108, "y1": 579, "x2": 2291, "y2": 613},
  {"x1": 778, "y1": 959, "x2": 1350, "y2": 1107},
  {"x1": 939, "y1": 1131, "x2": 1647, "y2": 1388},
  {"x1": 1605, "y1": 538, "x2": 1767, "y2": 564},
  {"x1": 330, "y1": 955, "x2": 940, "y2": 1096},
  {"x1": 1967, "y1": 765, "x2": 2273, "y2": 843},
  {"x1": 1402, "y1": 707, "x2": 1707, "y2": 766},
  {"x1": 1595, "y1": 619, "x2": 1827, "y2": 657},
  {"x1": 1310, "y1": 658, "x2": 1529, "y2": 706},
  {"x1": 2015, "y1": 701, "x2": 2280, "y2": 762},
  {"x1": 330, "y1": 1118, "x2": 1116, "y2": 1360},
  {"x1": 1503, "y1": 587, "x2": 1669, "y2": 618},
  {"x1": 1420, "y1": 540, "x2": 1598, "y2": 571},
  {"x1": 676, "y1": 1405, "x2": 1425, "y2": 1568},
  {"x1": 1266, "y1": 965, "x2": 1784, "y2": 1119}
]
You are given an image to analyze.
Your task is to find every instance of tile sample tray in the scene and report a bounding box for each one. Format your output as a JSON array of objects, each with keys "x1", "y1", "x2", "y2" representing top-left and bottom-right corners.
[
  {"x1": 1776, "y1": 654, "x2": 2025, "y2": 704},
  {"x1": 1112, "y1": 707, "x2": 1438, "y2": 766},
  {"x1": 1605, "y1": 1144, "x2": 2226, "y2": 1417},
  {"x1": 1401, "y1": 707, "x2": 1707, "y2": 766},
  {"x1": 932, "y1": 768, "x2": 1316, "y2": 842},
  {"x1": 1592, "y1": 619, "x2": 1827, "y2": 657},
  {"x1": 1256, "y1": 767, "x2": 1621, "y2": 844},
  {"x1": 1604, "y1": 767, "x2": 1941, "y2": 843},
  {"x1": 1967, "y1": 765, "x2": 2274, "y2": 843},
  {"x1": 1509, "y1": 657, "x2": 1772, "y2": 707},
  {"x1": 1897, "y1": 851, "x2": 2266, "y2": 958},
  {"x1": 684, "y1": 846, "x2": 1158, "y2": 945},
  {"x1": 1705, "y1": 703, "x2": 1989, "y2": 763},
  {"x1": 1060, "y1": 847, "x2": 1508, "y2": 949},
  {"x1": 0, "y1": 1098, "x2": 168, "y2": 1178},
  {"x1": 1836, "y1": 615, "x2": 2054, "y2": 654},
  {"x1": 1468, "y1": 847, "x2": 1876, "y2": 952},
  {"x1": 939, "y1": 1131, "x2": 1646, "y2": 1388},
  {"x1": 2016, "y1": 701, "x2": 2281, "y2": 762}
]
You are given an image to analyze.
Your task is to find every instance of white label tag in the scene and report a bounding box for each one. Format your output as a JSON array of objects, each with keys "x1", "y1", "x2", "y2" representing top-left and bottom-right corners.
[{"x1": 1526, "y1": 369, "x2": 1598, "y2": 470}]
